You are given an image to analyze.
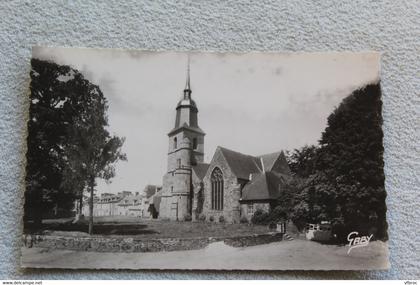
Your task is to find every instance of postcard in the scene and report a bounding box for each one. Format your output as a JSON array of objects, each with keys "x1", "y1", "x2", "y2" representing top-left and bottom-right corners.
[{"x1": 21, "y1": 48, "x2": 388, "y2": 270}]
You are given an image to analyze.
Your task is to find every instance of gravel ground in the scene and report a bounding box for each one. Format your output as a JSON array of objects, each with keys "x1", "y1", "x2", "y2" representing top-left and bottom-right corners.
[{"x1": 21, "y1": 239, "x2": 389, "y2": 270}]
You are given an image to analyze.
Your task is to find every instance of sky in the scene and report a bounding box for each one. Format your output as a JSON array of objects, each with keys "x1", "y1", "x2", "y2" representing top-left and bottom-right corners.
[{"x1": 32, "y1": 47, "x2": 380, "y2": 194}]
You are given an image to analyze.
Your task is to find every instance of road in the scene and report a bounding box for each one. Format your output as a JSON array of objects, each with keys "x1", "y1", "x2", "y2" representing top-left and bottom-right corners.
[{"x1": 21, "y1": 239, "x2": 389, "y2": 270}]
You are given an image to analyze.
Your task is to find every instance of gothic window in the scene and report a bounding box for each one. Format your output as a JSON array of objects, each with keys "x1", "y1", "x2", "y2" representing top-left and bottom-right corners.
[
  {"x1": 211, "y1": 167, "x2": 224, "y2": 211},
  {"x1": 173, "y1": 137, "x2": 177, "y2": 149},
  {"x1": 193, "y1": 138, "x2": 197, "y2": 150}
]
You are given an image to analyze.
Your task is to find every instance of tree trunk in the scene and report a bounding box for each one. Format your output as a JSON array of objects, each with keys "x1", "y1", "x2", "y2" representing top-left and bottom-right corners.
[
  {"x1": 33, "y1": 210, "x2": 42, "y2": 229},
  {"x1": 31, "y1": 190, "x2": 43, "y2": 228},
  {"x1": 88, "y1": 178, "x2": 94, "y2": 235},
  {"x1": 78, "y1": 193, "x2": 83, "y2": 215}
]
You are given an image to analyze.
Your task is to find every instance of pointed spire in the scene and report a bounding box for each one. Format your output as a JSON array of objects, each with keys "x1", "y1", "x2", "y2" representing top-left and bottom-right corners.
[{"x1": 184, "y1": 55, "x2": 191, "y2": 99}]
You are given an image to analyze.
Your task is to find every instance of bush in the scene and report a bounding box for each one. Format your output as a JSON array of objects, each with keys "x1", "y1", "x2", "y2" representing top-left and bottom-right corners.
[
  {"x1": 209, "y1": 215, "x2": 215, "y2": 222},
  {"x1": 249, "y1": 206, "x2": 289, "y2": 225},
  {"x1": 219, "y1": 215, "x2": 225, "y2": 223},
  {"x1": 268, "y1": 206, "x2": 288, "y2": 223},
  {"x1": 183, "y1": 213, "x2": 192, "y2": 222},
  {"x1": 240, "y1": 216, "x2": 249, "y2": 224},
  {"x1": 268, "y1": 221, "x2": 277, "y2": 230},
  {"x1": 251, "y1": 209, "x2": 270, "y2": 225},
  {"x1": 198, "y1": 213, "x2": 206, "y2": 222}
]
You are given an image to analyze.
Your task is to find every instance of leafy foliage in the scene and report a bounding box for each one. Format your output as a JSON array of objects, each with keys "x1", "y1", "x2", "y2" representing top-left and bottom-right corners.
[
  {"x1": 198, "y1": 213, "x2": 206, "y2": 222},
  {"x1": 240, "y1": 216, "x2": 249, "y2": 224},
  {"x1": 251, "y1": 209, "x2": 270, "y2": 225},
  {"x1": 286, "y1": 83, "x2": 387, "y2": 241},
  {"x1": 250, "y1": 206, "x2": 289, "y2": 226},
  {"x1": 183, "y1": 213, "x2": 192, "y2": 222},
  {"x1": 316, "y1": 83, "x2": 386, "y2": 240},
  {"x1": 25, "y1": 59, "x2": 126, "y2": 231},
  {"x1": 143, "y1": 185, "x2": 158, "y2": 198},
  {"x1": 285, "y1": 145, "x2": 318, "y2": 178},
  {"x1": 268, "y1": 205, "x2": 289, "y2": 223}
]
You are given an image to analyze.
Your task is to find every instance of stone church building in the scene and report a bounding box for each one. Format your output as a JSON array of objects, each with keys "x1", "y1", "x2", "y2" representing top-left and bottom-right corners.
[{"x1": 159, "y1": 64, "x2": 291, "y2": 223}]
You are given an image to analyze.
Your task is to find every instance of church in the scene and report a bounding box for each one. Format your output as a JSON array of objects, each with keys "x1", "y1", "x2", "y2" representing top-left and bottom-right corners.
[{"x1": 159, "y1": 63, "x2": 292, "y2": 223}]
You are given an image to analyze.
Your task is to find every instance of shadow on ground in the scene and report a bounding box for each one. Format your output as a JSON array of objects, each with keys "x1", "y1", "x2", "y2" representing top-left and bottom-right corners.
[{"x1": 24, "y1": 220, "x2": 158, "y2": 236}]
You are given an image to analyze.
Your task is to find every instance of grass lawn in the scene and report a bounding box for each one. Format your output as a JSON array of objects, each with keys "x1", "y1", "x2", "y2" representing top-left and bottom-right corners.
[{"x1": 24, "y1": 216, "x2": 270, "y2": 240}]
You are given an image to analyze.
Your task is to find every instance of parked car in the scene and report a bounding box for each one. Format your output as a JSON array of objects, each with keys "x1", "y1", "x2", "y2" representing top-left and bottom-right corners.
[{"x1": 305, "y1": 221, "x2": 332, "y2": 242}]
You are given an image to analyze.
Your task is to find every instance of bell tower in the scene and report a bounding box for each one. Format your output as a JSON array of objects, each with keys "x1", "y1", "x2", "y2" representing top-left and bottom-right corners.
[{"x1": 160, "y1": 58, "x2": 205, "y2": 221}]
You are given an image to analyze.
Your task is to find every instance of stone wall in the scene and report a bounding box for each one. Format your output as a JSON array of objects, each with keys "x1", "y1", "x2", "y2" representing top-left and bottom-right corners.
[
  {"x1": 224, "y1": 232, "x2": 283, "y2": 247},
  {"x1": 22, "y1": 232, "x2": 283, "y2": 253}
]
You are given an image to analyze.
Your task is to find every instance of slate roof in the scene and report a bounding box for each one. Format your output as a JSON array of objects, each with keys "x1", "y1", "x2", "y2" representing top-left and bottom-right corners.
[
  {"x1": 218, "y1": 147, "x2": 262, "y2": 180},
  {"x1": 118, "y1": 194, "x2": 144, "y2": 206},
  {"x1": 241, "y1": 171, "x2": 287, "y2": 201},
  {"x1": 211, "y1": 147, "x2": 292, "y2": 201},
  {"x1": 168, "y1": 123, "x2": 205, "y2": 136},
  {"x1": 192, "y1": 163, "x2": 210, "y2": 179},
  {"x1": 258, "y1": 152, "x2": 282, "y2": 171},
  {"x1": 97, "y1": 194, "x2": 123, "y2": 204}
]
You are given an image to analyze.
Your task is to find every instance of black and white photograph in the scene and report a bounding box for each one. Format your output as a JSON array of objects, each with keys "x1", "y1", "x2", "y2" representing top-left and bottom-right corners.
[{"x1": 21, "y1": 47, "x2": 389, "y2": 270}]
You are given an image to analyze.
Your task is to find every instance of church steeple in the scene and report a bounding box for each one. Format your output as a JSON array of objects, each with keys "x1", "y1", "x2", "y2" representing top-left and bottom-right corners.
[
  {"x1": 173, "y1": 55, "x2": 202, "y2": 130},
  {"x1": 160, "y1": 55, "x2": 205, "y2": 221},
  {"x1": 183, "y1": 56, "x2": 191, "y2": 99}
]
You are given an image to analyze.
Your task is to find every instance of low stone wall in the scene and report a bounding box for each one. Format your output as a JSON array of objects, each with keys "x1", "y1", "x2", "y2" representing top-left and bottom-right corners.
[
  {"x1": 22, "y1": 232, "x2": 283, "y2": 253},
  {"x1": 224, "y1": 232, "x2": 283, "y2": 247}
]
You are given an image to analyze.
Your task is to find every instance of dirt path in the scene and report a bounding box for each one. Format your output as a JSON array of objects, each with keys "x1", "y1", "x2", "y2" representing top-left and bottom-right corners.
[{"x1": 21, "y1": 239, "x2": 389, "y2": 270}]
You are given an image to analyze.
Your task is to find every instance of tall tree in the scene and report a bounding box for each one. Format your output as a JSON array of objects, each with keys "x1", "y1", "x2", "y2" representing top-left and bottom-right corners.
[
  {"x1": 316, "y1": 83, "x2": 386, "y2": 240},
  {"x1": 25, "y1": 59, "x2": 126, "y2": 230},
  {"x1": 287, "y1": 83, "x2": 386, "y2": 241},
  {"x1": 56, "y1": 66, "x2": 126, "y2": 234},
  {"x1": 285, "y1": 145, "x2": 318, "y2": 178},
  {"x1": 77, "y1": 121, "x2": 126, "y2": 234},
  {"x1": 25, "y1": 59, "x2": 78, "y2": 225}
]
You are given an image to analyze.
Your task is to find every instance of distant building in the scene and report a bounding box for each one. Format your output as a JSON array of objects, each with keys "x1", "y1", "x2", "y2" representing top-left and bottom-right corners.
[
  {"x1": 117, "y1": 193, "x2": 143, "y2": 217},
  {"x1": 81, "y1": 186, "x2": 162, "y2": 218}
]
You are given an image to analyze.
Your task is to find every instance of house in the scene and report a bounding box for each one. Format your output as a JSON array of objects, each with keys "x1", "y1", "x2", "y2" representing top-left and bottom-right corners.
[
  {"x1": 81, "y1": 187, "x2": 162, "y2": 218},
  {"x1": 82, "y1": 192, "x2": 125, "y2": 216}
]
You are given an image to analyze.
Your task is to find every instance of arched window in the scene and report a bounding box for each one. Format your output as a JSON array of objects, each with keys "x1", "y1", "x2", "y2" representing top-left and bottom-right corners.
[
  {"x1": 173, "y1": 137, "x2": 177, "y2": 149},
  {"x1": 193, "y1": 138, "x2": 198, "y2": 150},
  {"x1": 211, "y1": 167, "x2": 224, "y2": 211}
]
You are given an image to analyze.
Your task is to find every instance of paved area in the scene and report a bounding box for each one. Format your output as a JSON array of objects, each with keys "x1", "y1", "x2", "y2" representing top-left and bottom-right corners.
[{"x1": 21, "y1": 239, "x2": 389, "y2": 270}]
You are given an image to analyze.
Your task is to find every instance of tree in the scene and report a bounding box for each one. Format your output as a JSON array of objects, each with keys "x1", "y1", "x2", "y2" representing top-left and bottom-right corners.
[
  {"x1": 317, "y1": 83, "x2": 386, "y2": 240},
  {"x1": 25, "y1": 59, "x2": 126, "y2": 231},
  {"x1": 289, "y1": 172, "x2": 338, "y2": 231},
  {"x1": 143, "y1": 185, "x2": 158, "y2": 198},
  {"x1": 25, "y1": 59, "x2": 79, "y2": 225},
  {"x1": 286, "y1": 83, "x2": 387, "y2": 241},
  {"x1": 285, "y1": 145, "x2": 318, "y2": 178},
  {"x1": 61, "y1": 71, "x2": 126, "y2": 235}
]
